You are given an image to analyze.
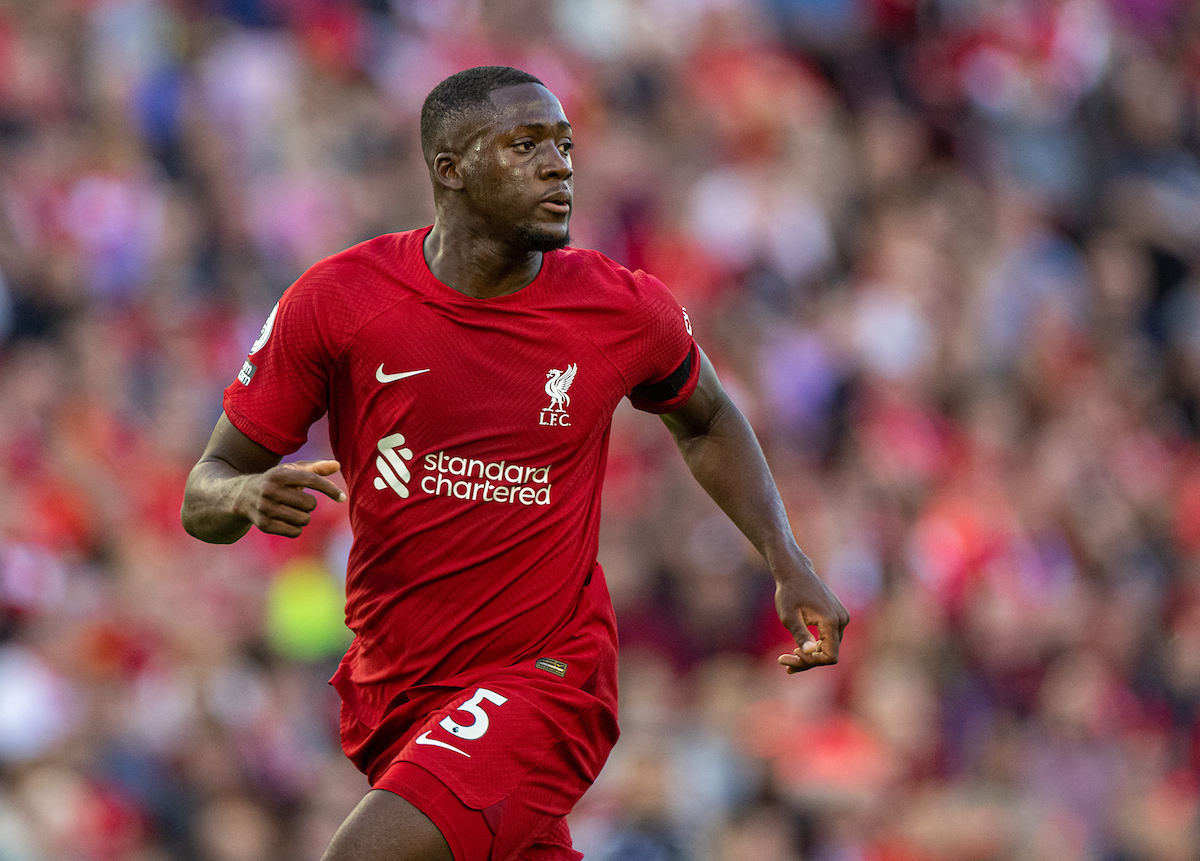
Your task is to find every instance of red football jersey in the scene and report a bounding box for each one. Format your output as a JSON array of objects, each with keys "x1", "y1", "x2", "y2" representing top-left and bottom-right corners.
[{"x1": 223, "y1": 227, "x2": 698, "y2": 718}]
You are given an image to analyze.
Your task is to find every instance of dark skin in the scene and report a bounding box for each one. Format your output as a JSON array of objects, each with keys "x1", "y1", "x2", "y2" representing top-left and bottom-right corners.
[
  {"x1": 422, "y1": 81, "x2": 575, "y2": 298},
  {"x1": 182, "y1": 82, "x2": 848, "y2": 861}
]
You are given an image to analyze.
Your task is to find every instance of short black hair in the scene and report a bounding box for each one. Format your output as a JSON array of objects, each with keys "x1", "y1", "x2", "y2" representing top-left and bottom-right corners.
[{"x1": 420, "y1": 66, "x2": 545, "y2": 162}]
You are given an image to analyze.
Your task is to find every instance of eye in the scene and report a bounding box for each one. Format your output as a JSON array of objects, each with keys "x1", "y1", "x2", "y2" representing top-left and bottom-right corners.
[
  {"x1": 558, "y1": 140, "x2": 573, "y2": 154},
  {"x1": 514, "y1": 140, "x2": 535, "y2": 152}
]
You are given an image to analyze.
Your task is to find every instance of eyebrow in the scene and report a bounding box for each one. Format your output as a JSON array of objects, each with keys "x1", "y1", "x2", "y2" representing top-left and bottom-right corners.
[{"x1": 509, "y1": 121, "x2": 572, "y2": 134}]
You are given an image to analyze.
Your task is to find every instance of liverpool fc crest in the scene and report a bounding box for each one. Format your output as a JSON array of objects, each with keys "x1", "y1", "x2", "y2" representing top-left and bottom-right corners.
[{"x1": 541, "y1": 364, "x2": 577, "y2": 427}]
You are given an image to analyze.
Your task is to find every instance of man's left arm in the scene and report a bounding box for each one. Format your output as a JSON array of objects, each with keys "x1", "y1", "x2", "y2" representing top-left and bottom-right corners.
[{"x1": 660, "y1": 348, "x2": 849, "y2": 673}]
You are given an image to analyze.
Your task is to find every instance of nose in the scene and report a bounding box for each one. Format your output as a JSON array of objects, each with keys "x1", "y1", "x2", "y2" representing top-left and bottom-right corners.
[{"x1": 540, "y1": 144, "x2": 572, "y2": 180}]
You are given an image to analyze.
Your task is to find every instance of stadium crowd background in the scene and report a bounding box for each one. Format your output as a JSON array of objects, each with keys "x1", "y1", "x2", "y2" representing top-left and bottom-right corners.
[{"x1": 0, "y1": 0, "x2": 1199, "y2": 859}]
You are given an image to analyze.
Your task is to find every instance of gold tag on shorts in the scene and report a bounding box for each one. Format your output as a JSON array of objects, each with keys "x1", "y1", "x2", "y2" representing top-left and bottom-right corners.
[{"x1": 535, "y1": 657, "x2": 568, "y2": 677}]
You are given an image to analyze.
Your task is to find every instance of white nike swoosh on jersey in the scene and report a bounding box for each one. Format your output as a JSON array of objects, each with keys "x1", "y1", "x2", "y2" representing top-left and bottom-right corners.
[
  {"x1": 377, "y1": 365, "x2": 431, "y2": 383},
  {"x1": 414, "y1": 731, "x2": 470, "y2": 757}
]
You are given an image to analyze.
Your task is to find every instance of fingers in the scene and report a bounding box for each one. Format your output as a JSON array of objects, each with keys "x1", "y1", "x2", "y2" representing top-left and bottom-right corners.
[
  {"x1": 254, "y1": 517, "x2": 306, "y2": 539},
  {"x1": 243, "y1": 487, "x2": 316, "y2": 536},
  {"x1": 241, "y1": 460, "x2": 348, "y2": 538},
  {"x1": 777, "y1": 630, "x2": 839, "y2": 674},
  {"x1": 777, "y1": 630, "x2": 836, "y2": 674},
  {"x1": 303, "y1": 460, "x2": 341, "y2": 476},
  {"x1": 778, "y1": 648, "x2": 830, "y2": 673},
  {"x1": 283, "y1": 460, "x2": 348, "y2": 502},
  {"x1": 774, "y1": 586, "x2": 850, "y2": 675},
  {"x1": 808, "y1": 616, "x2": 844, "y2": 663}
]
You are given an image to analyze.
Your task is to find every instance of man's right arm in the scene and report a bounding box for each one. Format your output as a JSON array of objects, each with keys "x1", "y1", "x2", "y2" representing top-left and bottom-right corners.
[{"x1": 182, "y1": 413, "x2": 346, "y2": 544}]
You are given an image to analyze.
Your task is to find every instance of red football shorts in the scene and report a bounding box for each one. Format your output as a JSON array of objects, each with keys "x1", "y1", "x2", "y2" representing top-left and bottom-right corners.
[
  {"x1": 339, "y1": 666, "x2": 619, "y2": 861},
  {"x1": 333, "y1": 567, "x2": 621, "y2": 860}
]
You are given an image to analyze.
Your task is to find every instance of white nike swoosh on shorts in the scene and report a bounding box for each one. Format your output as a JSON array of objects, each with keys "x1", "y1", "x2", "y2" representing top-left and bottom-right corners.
[
  {"x1": 414, "y1": 731, "x2": 470, "y2": 757},
  {"x1": 377, "y1": 365, "x2": 431, "y2": 383}
]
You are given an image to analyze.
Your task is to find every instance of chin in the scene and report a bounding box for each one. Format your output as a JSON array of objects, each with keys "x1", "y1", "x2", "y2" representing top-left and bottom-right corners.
[{"x1": 514, "y1": 224, "x2": 571, "y2": 253}]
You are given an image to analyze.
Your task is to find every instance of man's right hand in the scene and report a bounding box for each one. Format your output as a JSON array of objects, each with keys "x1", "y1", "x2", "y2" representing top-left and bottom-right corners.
[
  {"x1": 234, "y1": 460, "x2": 347, "y2": 538},
  {"x1": 182, "y1": 413, "x2": 347, "y2": 544}
]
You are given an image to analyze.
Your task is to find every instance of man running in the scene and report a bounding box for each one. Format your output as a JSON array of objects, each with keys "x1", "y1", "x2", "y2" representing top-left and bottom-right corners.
[{"x1": 182, "y1": 65, "x2": 848, "y2": 861}]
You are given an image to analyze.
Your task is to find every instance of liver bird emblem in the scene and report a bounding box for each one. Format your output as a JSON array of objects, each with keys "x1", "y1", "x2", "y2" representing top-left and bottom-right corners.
[{"x1": 545, "y1": 364, "x2": 577, "y2": 412}]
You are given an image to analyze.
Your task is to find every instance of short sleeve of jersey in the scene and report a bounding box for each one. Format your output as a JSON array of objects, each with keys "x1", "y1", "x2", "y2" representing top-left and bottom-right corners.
[
  {"x1": 622, "y1": 271, "x2": 700, "y2": 414},
  {"x1": 223, "y1": 273, "x2": 335, "y2": 455}
]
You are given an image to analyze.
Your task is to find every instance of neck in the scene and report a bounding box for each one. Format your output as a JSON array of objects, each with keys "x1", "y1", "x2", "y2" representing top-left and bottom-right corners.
[{"x1": 423, "y1": 221, "x2": 544, "y2": 299}]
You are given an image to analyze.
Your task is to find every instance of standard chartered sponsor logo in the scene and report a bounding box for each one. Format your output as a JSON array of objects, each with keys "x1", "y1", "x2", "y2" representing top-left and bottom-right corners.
[
  {"x1": 373, "y1": 433, "x2": 414, "y2": 497},
  {"x1": 420, "y1": 450, "x2": 552, "y2": 506},
  {"x1": 372, "y1": 431, "x2": 552, "y2": 506}
]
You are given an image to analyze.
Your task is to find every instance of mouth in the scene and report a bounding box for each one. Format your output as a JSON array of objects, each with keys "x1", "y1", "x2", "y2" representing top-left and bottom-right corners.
[{"x1": 540, "y1": 192, "x2": 572, "y2": 215}]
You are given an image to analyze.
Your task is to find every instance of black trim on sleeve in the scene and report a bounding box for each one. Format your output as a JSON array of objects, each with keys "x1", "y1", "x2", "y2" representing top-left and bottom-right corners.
[{"x1": 631, "y1": 349, "x2": 694, "y2": 405}]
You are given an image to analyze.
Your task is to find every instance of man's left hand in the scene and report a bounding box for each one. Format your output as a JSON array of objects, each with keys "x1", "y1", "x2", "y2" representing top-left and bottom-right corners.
[{"x1": 774, "y1": 556, "x2": 850, "y2": 674}]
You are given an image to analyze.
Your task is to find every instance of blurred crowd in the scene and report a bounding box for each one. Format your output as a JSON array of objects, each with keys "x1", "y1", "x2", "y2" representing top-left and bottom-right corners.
[{"x1": 1, "y1": 0, "x2": 1199, "y2": 859}]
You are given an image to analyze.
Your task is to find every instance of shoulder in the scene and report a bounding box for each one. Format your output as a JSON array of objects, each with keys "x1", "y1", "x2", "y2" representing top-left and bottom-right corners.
[
  {"x1": 288, "y1": 231, "x2": 420, "y2": 302},
  {"x1": 274, "y1": 230, "x2": 426, "y2": 354},
  {"x1": 279, "y1": 230, "x2": 429, "y2": 329},
  {"x1": 548, "y1": 246, "x2": 672, "y2": 309}
]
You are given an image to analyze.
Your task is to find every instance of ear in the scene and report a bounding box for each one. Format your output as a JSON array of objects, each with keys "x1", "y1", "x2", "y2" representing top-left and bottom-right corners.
[{"x1": 433, "y1": 152, "x2": 464, "y2": 191}]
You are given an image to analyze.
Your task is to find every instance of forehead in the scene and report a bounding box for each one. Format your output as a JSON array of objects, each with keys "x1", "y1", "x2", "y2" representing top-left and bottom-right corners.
[{"x1": 484, "y1": 83, "x2": 570, "y2": 133}]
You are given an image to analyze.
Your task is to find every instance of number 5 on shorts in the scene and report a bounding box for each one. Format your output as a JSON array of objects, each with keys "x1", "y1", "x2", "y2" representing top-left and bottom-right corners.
[{"x1": 440, "y1": 688, "x2": 508, "y2": 740}]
